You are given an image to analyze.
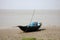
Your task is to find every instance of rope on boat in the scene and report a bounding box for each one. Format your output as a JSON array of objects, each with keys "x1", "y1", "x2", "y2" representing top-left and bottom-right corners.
[{"x1": 30, "y1": 9, "x2": 35, "y2": 24}]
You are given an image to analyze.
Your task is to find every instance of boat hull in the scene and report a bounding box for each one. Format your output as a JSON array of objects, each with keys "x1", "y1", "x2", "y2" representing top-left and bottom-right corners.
[
  {"x1": 17, "y1": 23, "x2": 42, "y2": 32},
  {"x1": 18, "y1": 26, "x2": 40, "y2": 32}
]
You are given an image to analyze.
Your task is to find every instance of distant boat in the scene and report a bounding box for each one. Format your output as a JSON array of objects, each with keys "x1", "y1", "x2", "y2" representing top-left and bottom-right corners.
[{"x1": 17, "y1": 10, "x2": 42, "y2": 32}]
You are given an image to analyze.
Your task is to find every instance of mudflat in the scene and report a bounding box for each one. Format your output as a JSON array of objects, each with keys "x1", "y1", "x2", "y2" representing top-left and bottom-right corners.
[{"x1": 0, "y1": 26, "x2": 60, "y2": 40}]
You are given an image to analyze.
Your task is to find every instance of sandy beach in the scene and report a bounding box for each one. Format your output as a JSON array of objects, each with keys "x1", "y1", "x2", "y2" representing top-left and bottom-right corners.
[{"x1": 0, "y1": 26, "x2": 60, "y2": 40}]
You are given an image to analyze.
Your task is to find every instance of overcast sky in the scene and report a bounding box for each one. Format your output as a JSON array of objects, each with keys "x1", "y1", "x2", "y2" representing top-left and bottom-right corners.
[{"x1": 0, "y1": 0, "x2": 60, "y2": 9}]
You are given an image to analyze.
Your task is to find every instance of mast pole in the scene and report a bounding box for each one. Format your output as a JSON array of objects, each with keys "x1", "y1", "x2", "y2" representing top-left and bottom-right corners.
[{"x1": 30, "y1": 9, "x2": 35, "y2": 24}]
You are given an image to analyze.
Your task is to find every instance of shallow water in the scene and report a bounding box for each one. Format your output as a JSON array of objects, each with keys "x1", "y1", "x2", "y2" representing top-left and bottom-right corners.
[{"x1": 0, "y1": 9, "x2": 60, "y2": 28}]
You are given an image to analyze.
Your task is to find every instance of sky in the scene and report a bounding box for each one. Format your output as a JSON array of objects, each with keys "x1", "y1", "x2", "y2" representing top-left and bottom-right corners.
[{"x1": 0, "y1": 0, "x2": 60, "y2": 9}]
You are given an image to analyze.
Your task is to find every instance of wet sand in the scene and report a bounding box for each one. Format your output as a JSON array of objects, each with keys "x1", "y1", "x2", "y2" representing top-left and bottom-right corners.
[{"x1": 0, "y1": 26, "x2": 60, "y2": 40}]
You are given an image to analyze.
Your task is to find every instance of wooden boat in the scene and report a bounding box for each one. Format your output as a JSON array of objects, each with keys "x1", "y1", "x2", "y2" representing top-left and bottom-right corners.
[
  {"x1": 17, "y1": 23, "x2": 42, "y2": 32},
  {"x1": 17, "y1": 10, "x2": 42, "y2": 32}
]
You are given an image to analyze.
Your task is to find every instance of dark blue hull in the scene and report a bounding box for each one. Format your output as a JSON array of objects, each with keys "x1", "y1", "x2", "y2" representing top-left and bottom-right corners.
[{"x1": 17, "y1": 23, "x2": 42, "y2": 32}]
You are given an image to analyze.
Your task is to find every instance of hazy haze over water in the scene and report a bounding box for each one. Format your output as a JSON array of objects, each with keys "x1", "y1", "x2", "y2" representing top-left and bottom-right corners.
[{"x1": 0, "y1": 9, "x2": 60, "y2": 28}]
